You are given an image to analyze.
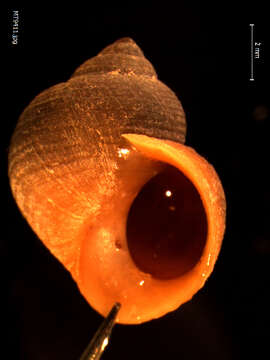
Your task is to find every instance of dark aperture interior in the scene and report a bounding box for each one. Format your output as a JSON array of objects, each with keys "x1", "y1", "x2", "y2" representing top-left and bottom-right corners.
[{"x1": 126, "y1": 165, "x2": 207, "y2": 279}]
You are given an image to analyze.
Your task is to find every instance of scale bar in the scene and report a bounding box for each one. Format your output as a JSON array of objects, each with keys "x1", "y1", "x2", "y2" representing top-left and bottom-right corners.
[{"x1": 250, "y1": 24, "x2": 254, "y2": 81}]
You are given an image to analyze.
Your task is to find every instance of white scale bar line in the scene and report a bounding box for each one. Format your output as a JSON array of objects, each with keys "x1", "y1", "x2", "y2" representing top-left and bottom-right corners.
[{"x1": 250, "y1": 24, "x2": 254, "y2": 81}]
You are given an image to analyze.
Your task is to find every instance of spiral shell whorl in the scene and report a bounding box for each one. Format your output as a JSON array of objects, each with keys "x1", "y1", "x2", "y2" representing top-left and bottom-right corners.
[
  {"x1": 8, "y1": 37, "x2": 187, "y2": 277},
  {"x1": 71, "y1": 37, "x2": 157, "y2": 78}
]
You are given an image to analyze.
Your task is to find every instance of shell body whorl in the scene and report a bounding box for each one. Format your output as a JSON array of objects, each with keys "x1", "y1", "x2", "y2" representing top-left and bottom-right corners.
[{"x1": 9, "y1": 37, "x2": 186, "y2": 272}]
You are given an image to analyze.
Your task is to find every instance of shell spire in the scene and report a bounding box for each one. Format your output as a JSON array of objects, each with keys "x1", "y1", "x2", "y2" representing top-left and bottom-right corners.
[{"x1": 71, "y1": 37, "x2": 157, "y2": 78}]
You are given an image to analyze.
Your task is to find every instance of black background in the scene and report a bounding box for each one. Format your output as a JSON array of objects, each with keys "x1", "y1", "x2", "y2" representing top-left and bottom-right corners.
[{"x1": 5, "y1": 2, "x2": 269, "y2": 359}]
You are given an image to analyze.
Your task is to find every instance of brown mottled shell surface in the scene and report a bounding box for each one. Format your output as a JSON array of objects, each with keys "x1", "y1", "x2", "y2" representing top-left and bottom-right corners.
[{"x1": 8, "y1": 37, "x2": 186, "y2": 277}]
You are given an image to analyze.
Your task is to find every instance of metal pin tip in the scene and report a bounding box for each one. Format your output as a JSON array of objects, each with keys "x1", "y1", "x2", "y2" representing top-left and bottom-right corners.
[{"x1": 79, "y1": 302, "x2": 121, "y2": 360}]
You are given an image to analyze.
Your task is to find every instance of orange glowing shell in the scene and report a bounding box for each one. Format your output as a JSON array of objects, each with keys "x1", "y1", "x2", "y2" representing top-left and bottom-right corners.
[{"x1": 8, "y1": 38, "x2": 226, "y2": 324}]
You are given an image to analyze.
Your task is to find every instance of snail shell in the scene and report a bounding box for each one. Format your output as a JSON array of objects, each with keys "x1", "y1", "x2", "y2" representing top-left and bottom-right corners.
[{"x1": 8, "y1": 38, "x2": 226, "y2": 324}]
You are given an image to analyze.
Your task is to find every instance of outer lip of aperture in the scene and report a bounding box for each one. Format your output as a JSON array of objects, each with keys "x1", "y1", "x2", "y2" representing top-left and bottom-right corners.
[
  {"x1": 123, "y1": 133, "x2": 226, "y2": 260},
  {"x1": 120, "y1": 134, "x2": 226, "y2": 319},
  {"x1": 77, "y1": 134, "x2": 226, "y2": 324}
]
